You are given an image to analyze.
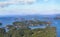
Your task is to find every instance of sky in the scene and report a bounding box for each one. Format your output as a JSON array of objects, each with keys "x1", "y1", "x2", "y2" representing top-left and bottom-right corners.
[{"x1": 0, "y1": 0, "x2": 60, "y2": 16}]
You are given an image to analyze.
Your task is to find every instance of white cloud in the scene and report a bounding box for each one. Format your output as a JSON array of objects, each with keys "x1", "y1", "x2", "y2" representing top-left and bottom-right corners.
[
  {"x1": 0, "y1": 6, "x2": 60, "y2": 16},
  {"x1": 0, "y1": 0, "x2": 36, "y2": 7},
  {"x1": 0, "y1": 0, "x2": 60, "y2": 16},
  {"x1": 0, "y1": 9, "x2": 60, "y2": 16}
]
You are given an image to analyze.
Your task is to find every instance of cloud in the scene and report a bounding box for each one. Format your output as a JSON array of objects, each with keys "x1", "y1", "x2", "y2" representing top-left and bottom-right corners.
[
  {"x1": 0, "y1": 5, "x2": 60, "y2": 16},
  {"x1": 0, "y1": 9, "x2": 60, "y2": 16},
  {"x1": 0, "y1": 0, "x2": 36, "y2": 7},
  {"x1": 0, "y1": 0, "x2": 60, "y2": 16}
]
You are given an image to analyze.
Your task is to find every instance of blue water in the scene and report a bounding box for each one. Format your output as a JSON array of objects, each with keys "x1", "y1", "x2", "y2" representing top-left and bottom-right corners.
[{"x1": 0, "y1": 16, "x2": 60, "y2": 37}]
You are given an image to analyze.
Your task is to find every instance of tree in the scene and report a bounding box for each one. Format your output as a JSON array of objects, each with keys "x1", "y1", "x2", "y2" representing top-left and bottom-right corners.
[{"x1": 6, "y1": 25, "x2": 14, "y2": 30}]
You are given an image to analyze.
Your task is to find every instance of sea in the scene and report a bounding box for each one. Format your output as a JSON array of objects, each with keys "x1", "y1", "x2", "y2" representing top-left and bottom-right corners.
[{"x1": 0, "y1": 15, "x2": 60, "y2": 37}]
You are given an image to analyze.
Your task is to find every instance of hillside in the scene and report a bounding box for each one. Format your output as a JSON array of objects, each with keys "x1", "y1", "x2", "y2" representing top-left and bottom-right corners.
[
  {"x1": 0, "y1": 27, "x2": 56, "y2": 37},
  {"x1": 0, "y1": 19, "x2": 56, "y2": 37}
]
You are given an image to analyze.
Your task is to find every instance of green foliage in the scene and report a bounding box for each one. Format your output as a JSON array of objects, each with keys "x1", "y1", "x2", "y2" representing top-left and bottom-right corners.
[
  {"x1": 0, "y1": 19, "x2": 56, "y2": 37},
  {"x1": 0, "y1": 28, "x2": 6, "y2": 37},
  {"x1": 0, "y1": 27, "x2": 56, "y2": 37}
]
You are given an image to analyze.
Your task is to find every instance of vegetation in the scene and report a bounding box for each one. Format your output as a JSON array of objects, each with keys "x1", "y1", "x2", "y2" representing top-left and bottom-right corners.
[{"x1": 0, "y1": 18, "x2": 56, "y2": 37}]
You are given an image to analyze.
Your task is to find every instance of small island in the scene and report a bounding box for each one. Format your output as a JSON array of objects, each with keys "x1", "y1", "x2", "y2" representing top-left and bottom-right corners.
[{"x1": 0, "y1": 19, "x2": 56, "y2": 37}]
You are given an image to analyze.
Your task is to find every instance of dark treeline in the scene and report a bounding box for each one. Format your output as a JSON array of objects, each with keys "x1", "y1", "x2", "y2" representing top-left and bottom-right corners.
[{"x1": 0, "y1": 18, "x2": 56, "y2": 37}]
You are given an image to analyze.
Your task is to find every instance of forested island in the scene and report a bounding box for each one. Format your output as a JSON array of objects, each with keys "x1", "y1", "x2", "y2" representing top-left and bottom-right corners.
[{"x1": 0, "y1": 18, "x2": 56, "y2": 37}]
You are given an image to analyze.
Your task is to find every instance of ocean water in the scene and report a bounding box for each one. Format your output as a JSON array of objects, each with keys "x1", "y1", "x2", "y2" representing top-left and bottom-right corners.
[{"x1": 0, "y1": 16, "x2": 60, "y2": 37}]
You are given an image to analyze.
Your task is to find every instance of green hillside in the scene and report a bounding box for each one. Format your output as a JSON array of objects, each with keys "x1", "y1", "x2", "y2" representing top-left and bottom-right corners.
[{"x1": 0, "y1": 19, "x2": 56, "y2": 37}]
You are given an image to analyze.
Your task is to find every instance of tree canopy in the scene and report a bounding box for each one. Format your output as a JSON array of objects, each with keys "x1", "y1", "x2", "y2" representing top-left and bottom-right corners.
[{"x1": 0, "y1": 19, "x2": 56, "y2": 37}]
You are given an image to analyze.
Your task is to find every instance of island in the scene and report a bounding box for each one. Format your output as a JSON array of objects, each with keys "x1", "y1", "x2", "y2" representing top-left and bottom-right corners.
[{"x1": 0, "y1": 19, "x2": 56, "y2": 37}]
